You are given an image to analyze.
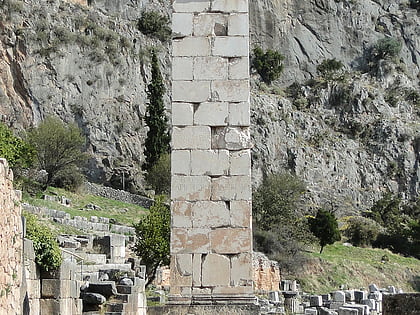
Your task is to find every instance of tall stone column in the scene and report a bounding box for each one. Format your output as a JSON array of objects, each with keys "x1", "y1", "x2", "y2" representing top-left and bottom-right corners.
[{"x1": 170, "y1": 0, "x2": 254, "y2": 306}]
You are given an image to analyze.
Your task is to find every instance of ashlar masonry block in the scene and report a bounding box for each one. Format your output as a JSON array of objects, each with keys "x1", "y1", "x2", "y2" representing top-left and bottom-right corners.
[
  {"x1": 173, "y1": 0, "x2": 211, "y2": 13},
  {"x1": 171, "y1": 228, "x2": 211, "y2": 254},
  {"x1": 172, "y1": 102, "x2": 194, "y2": 126},
  {"x1": 173, "y1": 37, "x2": 211, "y2": 57},
  {"x1": 229, "y1": 102, "x2": 250, "y2": 126},
  {"x1": 192, "y1": 254, "x2": 202, "y2": 286},
  {"x1": 172, "y1": 58, "x2": 193, "y2": 81},
  {"x1": 194, "y1": 102, "x2": 229, "y2": 126},
  {"x1": 201, "y1": 254, "x2": 231, "y2": 287},
  {"x1": 171, "y1": 150, "x2": 191, "y2": 176},
  {"x1": 171, "y1": 175, "x2": 211, "y2": 201},
  {"x1": 193, "y1": 13, "x2": 228, "y2": 37},
  {"x1": 230, "y1": 201, "x2": 252, "y2": 228},
  {"x1": 191, "y1": 201, "x2": 230, "y2": 228},
  {"x1": 171, "y1": 254, "x2": 192, "y2": 287},
  {"x1": 231, "y1": 253, "x2": 253, "y2": 286},
  {"x1": 212, "y1": 0, "x2": 249, "y2": 12},
  {"x1": 172, "y1": 126, "x2": 211, "y2": 150},
  {"x1": 212, "y1": 127, "x2": 252, "y2": 150},
  {"x1": 228, "y1": 13, "x2": 249, "y2": 36},
  {"x1": 191, "y1": 149, "x2": 229, "y2": 175},
  {"x1": 172, "y1": 201, "x2": 193, "y2": 228},
  {"x1": 230, "y1": 149, "x2": 251, "y2": 175},
  {"x1": 211, "y1": 175, "x2": 251, "y2": 201},
  {"x1": 229, "y1": 57, "x2": 249, "y2": 80},
  {"x1": 212, "y1": 80, "x2": 249, "y2": 102},
  {"x1": 213, "y1": 37, "x2": 249, "y2": 57},
  {"x1": 172, "y1": 81, "x2": 211, "y2": 103},
  {"x1": 172, "y1": 13, "x2": 193, "y2": 37},
  {"x1": 210, "y1": 228, "x2": 252, "y2": 254},
  {"x1": 193, "y1": 56, "x2": 228, "y2": 80}
]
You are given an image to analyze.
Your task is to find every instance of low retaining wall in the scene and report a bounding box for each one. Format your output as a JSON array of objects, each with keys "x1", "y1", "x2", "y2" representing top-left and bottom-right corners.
[
  {"x1": 83, "y1": 182, "x2": 153, "y2": 209},
  {"x1": 383, "y1": 293, "x2": 420, "y2": 314}
]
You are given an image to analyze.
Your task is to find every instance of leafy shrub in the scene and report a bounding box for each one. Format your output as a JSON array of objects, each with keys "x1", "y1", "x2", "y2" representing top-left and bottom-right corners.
[
  {"x1": 27, "y1": 116, "x2": 88, "y2": 189},
  {"x1": 253, "y1": 172, "x2": 314, "y2": 273},
  {"x1": 252, "y1": 46, "x2": 285, "y2": 84},
  {"x1": 0, "y1": 123, "x2": 35, "y2": 169},
  {"x1": 317, "y1": 58, "x2": 344, "y2": 80},
  {"x1": 253, "y1": 172, "x2": 306, "y2": 230},
  {"x1": 24, "y1": 213, "x2": 62, "y2": 271},
  {"x1": 371, "y1": 37, "x2": 402, "y2": 61},
  {"x1": 344, "y1": 216, "x2": 383, "y2": 247},
  {"x1": 137, "y1": 11, "x2": 171, "y2": 42},
  {"x1": 132, "y1": 196, "x2": 170, "y2": 286},
  {"x1": 145, "y1": 153, "x2": 170, "y2": 195}
]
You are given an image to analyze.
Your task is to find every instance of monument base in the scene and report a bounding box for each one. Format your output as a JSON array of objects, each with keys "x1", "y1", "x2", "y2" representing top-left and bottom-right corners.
[{"x1": 147, "y1": 304, "x2": 261, "y2": 315}]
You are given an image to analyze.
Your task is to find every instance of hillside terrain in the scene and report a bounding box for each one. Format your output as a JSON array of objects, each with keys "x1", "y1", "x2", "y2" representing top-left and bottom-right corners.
[{"x1": 0, "y1": 0, "x2": 419, "y2": 212}]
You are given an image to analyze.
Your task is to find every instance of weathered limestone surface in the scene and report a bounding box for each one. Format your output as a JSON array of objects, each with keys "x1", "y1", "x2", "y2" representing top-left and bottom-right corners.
[
  {"x1": 170, "y1": 0, "x2": 255, "y2": 307},
  {"x1": 382, "y1": 293, "x2": 420, "y2": 315},
  {"x1": 0, "y1": 159, "x2": 23, "y2": 315}
]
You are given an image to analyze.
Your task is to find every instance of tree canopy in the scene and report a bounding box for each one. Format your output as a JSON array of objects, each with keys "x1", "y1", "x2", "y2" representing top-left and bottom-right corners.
[
  {"x1": 27, "y1": 116, "x2": 87, "y2": 189},
  {"x1": 0, "y1": 122, "x2": 35, "y2": 169},
  {"x1": 309, "y1": 209, "x2": 341, "y2": 253}
]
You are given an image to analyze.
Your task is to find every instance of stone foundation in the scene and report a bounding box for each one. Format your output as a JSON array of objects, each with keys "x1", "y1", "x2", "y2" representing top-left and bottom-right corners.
[{"x1": 148, "y1": 304, "x2": 260, "y2": 315}]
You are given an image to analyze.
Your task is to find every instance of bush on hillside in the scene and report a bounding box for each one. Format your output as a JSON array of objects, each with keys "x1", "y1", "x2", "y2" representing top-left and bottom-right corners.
[
  {"x1": 317, "y1": 58, "x2": 344, "y2": 80},
  {"x1": 252, "y1": 46, "x2": 285, "y2": 84},
  {"x1": 344, "y1": 216, "x2": 383, "y2": 247},
  {"x1": 137, "y1": 11, "x2": 171, "y2": 42}
]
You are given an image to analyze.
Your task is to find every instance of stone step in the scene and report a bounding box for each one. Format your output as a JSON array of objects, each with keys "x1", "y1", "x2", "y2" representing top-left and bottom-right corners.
[
  {"x1": 116, "y1": 284, "x2": 132, "y2": 294},
  {"x1": 106, "y1": 302, "x2": 124, "y2": 312}
]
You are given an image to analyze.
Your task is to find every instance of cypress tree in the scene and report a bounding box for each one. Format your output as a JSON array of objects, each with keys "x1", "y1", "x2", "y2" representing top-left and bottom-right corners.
[
  {"x1": 309, "y1": 209, "x2": 341, "y2": 253},
  {"x1": 143, "y1": 50, "x2": 170, "y2": 171}
]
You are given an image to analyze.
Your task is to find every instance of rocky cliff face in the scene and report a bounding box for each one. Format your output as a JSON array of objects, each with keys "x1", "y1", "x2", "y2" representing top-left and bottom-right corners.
[
  {"x1": 0, "y1": 0, "x2": 171, "y2": 192},
  {"x1": 0, "y1": 0, "x2": 419, "y2": 213},
  {"x1": 249, "y1": 0, "x2": 419, "y2": 213}
]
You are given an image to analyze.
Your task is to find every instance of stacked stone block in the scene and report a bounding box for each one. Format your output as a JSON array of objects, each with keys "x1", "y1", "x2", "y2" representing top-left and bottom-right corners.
[
  {"x1": 171, "y1": 0, "x2": 253, "y2": 305},
  {"x1": 0, "y1": 159, "x2": 23, "y2": 315}
]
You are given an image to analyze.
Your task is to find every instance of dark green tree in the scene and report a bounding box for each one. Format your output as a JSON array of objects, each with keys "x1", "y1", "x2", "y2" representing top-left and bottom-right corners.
[
  {"x1": 252, "y1": 46, "x2": 284, "y2": 84},
  {"x1": 27, "y1": 116, "x2": 87, "y2": 189},
  {"x1": 143, "y1": 51, "x2": 170, "y2": 172},
  {"x1": 132, "y1": 196, "x2": 170, "y2": 287},
  {"x1": 145, "y1": 153, "x2": 170, "y2": 195},
  {"x1": 0, "y1": 123, "x2": 35, "y2": 169},
  {"x1": 309, "y1": 209, "x2": 341, "y2": 253}
]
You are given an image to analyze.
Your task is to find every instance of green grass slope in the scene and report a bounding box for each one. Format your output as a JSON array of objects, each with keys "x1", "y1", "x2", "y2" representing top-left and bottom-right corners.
[
  {"x1": 23, "y1": 187, "x2": 148, "y2": 226},
  {"x1": 295, "y1": 244, "x2": 420, "y2": 294}
]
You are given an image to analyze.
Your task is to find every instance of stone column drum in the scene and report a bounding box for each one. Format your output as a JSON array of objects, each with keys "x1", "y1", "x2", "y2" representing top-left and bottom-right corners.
[{"x1": 170, "y1": 0, "x2": 254, "y2": 305}]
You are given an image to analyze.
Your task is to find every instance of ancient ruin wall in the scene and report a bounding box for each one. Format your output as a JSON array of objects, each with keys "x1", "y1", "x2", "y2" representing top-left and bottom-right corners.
[
  {"x1": 170, "y1": 0, "x2": 254, "y2": 304},
  {"x1": 0, "y1": 159, "x2": 23, "y2": 314}
]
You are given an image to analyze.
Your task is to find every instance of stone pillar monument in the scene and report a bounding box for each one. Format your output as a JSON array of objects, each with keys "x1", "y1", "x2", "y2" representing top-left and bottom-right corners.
[{"x1": 170, "y1": 0, "x2": 255, "y2": 308}]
